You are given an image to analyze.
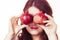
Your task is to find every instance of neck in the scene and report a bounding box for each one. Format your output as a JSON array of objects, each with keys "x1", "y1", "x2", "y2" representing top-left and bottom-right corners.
[{"x1": 32, "y1": 34, "x2": 43, "y2": 40}]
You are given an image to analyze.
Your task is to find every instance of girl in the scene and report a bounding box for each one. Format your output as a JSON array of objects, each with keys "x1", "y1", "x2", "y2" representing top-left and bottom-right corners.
[{"x1": 5, "y1": 0, "x2": 58, "y2": 40}]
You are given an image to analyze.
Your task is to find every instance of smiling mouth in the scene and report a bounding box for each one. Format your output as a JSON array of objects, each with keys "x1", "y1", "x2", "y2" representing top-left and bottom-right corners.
[
  {"x1": 28, "y1": 23, "x2": 39, "y2": 30},
  {"x1": 30, "y1": 26, "x2": 38, "y2": 30}
]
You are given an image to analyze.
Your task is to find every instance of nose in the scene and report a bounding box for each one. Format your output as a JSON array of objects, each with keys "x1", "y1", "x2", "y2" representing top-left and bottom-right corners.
[{"x1": 29, "y1": 22, "x2": 37, "y2": 26}]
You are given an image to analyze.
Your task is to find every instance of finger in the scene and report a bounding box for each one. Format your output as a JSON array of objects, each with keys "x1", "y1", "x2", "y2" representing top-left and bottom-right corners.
[
  {"x1": 45, "y1": 22, "x2": 51, "y2": 27},
  {"x1": 11, "y1": 16, "x2": 19, "y2": 25},
  {"x1": 19, "y1": 25, "x2": 28, "y2": 29},
  {"x1": 11, "y1": 16, "x2": 19, "y2": 21},
  {"x1": 45, "y1": 13, "x2": 53, "y2": 20},
  {"x1": 14, "y1": 17, "x2": 19, "y2": 22},
  {"x1": 14, "y1": 25, "x2": 27, "y2": 34},
  {"x1": 16, "y1": 25, "x2": 28, "y2": 36},
  {"x1": 18, "y1": 25, "x2": 27, "y2": 30},
  {"x1": 18, "y1": 17, "x2": 22, "y2": 25},
  {"x1": 43, "y1": 20, "x2": 50, "y2": 23},
  {"x1": 16, "y1": 30, "x2": 22, "y2": 36}
]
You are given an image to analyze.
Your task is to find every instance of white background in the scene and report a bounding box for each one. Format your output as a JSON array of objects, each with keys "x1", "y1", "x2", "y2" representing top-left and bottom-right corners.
[{"x1": 0, "y1": 0, "x2": 60, "y2": 40}]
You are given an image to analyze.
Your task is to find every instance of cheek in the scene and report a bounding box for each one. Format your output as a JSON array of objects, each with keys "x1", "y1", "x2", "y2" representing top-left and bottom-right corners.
[
  {"x1": 38, "y1": 27, "x2": 43, "y2": 33},
  {"x1": 26, "y1": 26, "x2": 31, "y2": 32}
]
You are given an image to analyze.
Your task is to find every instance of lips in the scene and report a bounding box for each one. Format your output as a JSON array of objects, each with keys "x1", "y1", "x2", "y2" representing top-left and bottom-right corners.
[{"x1": 30, "y1": 26, "x2": 38, "y2": 30}]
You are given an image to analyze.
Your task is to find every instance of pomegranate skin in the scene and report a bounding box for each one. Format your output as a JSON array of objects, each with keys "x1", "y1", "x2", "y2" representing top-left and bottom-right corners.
[
  {"x1": 20, "y1": 13, "x2": 33, "y2": 25},
  {"x1": 33, "y1": 13, "x2": 47, "y2": 24}
]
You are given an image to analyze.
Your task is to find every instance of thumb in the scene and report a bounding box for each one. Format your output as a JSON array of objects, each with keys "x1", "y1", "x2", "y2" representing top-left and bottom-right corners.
[
  {"x1": 15, "y1": 25, "x2": 27, "y2": 33},
  {"x1": 19, "y1": 25, "x2": 28, "y2": 30},
  {"x1": 15, "y1": 25, "x2": 28, "y2": 36}
]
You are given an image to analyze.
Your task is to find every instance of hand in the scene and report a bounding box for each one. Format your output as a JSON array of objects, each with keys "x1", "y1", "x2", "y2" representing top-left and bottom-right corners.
[
  {"x1": 10, "y1": 16, "x2": 28, "y2": 35},
  {"x1": 38, "y1": 14, "x2": 57, "y2": 40}
]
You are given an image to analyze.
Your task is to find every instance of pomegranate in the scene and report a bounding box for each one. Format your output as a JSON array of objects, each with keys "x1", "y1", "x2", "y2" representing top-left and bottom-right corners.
[
  {"x1": 33, "y1": 13, "x2": 47, "y2": 24},
  {"x1": 20, "y1": 12, "x2": 33, "y2": 24}
]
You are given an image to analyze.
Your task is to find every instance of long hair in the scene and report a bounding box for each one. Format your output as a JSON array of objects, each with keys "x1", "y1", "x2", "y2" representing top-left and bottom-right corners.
[
  {"x1": 12, "y1": 0, "x2": 52, "y2": 40},
  {"x1": 23, "y1": 0, "x2": 52, "y2": 16}
]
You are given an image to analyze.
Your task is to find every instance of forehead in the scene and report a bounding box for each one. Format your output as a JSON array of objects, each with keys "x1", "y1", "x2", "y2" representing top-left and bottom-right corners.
[{"x1": 28, "y1": 6, "x2": 42, "y2": 15}]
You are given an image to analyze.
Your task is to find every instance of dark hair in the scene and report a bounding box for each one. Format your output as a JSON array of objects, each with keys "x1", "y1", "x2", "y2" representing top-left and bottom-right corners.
[
  {"x1": 23, "y1": 0, "x2": 52, "y2": 16},
  {"x1": 12, "y1": 0, "x2": 52, "y2": 40}
]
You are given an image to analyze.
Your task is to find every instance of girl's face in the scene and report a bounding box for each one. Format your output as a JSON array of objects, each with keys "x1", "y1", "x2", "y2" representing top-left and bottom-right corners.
[{"x1": 26, "y1": 6, "x2": 44, "y2": 35}]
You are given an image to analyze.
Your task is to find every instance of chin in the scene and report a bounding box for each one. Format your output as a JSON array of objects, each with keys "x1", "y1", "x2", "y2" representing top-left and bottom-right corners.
[
  {"x1": 31, "y1": 33, "x2": 40, "y2": 36},
  {"x1": 29, "y1": 31, "x2": 40, "y2": 35}
]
